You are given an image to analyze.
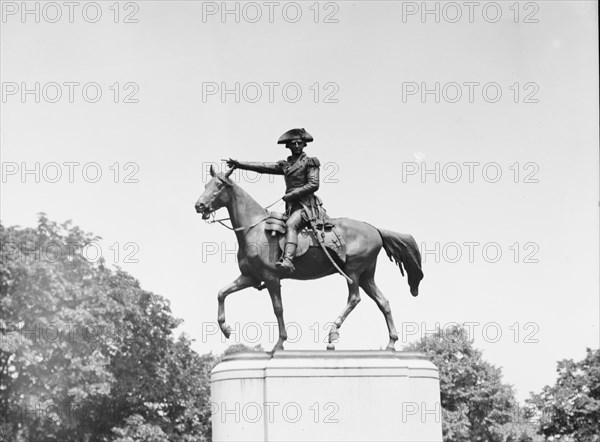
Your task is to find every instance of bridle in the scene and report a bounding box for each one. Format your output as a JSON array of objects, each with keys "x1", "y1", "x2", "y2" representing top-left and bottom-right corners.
[{"x1": 204, "y1": 175, "x2": 283, "y2": 231}]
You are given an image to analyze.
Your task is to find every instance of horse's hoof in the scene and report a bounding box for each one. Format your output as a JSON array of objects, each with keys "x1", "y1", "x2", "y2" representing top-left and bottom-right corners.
[
  {"x1": 386, "y1": 344, "x2": 396, "y2": 351},
  {"x1": 327, "y1": 343, "x2": 336, "y2": 350},
  {"x1": 271, "y1": 344, "x2": 284, "y2": 352}
]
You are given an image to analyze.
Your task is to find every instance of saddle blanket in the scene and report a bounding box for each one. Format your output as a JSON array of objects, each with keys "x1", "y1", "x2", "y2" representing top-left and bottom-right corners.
[{"x1": 265, "y1": 212, "x2": 346, "y2": 263}]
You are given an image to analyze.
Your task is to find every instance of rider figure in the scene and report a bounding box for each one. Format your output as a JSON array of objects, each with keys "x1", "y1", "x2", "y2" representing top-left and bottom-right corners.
[{"x1": 227, "y1": 128, "x2": 326, "y2": 274}]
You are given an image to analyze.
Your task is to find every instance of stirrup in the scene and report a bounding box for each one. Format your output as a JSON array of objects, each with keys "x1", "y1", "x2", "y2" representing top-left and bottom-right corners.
[{"x1": 276, "y1": 257, "x2": 295, "y2": 273}]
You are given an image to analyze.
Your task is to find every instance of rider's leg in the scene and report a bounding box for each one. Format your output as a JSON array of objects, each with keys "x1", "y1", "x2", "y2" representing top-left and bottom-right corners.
[{"x1": 277, "y1": 210, "x2": 303, "y2": 273}]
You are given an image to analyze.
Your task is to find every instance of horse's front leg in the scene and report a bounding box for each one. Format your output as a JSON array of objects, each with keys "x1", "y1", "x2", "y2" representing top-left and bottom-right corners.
[
  {"x1": 265, "y1": 279, "x2": 287, "y2": 352},
  {"x1": 217, "y1": 274, "x2": 259, "y2": 338}
]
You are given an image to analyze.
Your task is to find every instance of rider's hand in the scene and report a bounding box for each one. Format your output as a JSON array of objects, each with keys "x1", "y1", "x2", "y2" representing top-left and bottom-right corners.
[
  {"x1": 282, "y1": 193, "x2": 294, "y2": 202},
  {"x1": 226, "y1": 158, "x2": 239, "y2": 169}
]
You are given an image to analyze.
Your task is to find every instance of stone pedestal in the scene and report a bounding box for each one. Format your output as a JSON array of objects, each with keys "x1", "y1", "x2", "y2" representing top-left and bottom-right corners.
[{"x1": 211, "y1": 350, "x2": 443, "y2": 442}]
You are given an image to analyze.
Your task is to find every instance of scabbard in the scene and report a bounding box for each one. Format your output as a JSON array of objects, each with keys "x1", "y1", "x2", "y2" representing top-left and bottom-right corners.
[{"x1": 300, "y1": 202, "x2": 352, "y2": 284}]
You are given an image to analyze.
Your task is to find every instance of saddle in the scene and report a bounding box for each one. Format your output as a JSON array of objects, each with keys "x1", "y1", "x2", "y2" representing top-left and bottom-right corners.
[{"x1": 265, "y1": 212, "x2": 347, "y2": 263}]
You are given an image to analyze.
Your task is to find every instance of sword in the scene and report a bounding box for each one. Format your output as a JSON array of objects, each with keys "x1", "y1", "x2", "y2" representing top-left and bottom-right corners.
[{"x1": 301, "y1": 203, "x2": 352, "y2": 284}]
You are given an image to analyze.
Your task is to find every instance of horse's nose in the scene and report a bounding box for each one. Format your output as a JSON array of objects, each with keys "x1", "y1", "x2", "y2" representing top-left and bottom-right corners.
[{"x1": 195, "y1": 202, "x2": 205, "y2": 213}]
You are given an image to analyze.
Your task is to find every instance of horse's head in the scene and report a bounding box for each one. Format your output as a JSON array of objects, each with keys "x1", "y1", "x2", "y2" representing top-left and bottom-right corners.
[{"x1": 195, "y1": 165, "x2": 234, "y2": 219}]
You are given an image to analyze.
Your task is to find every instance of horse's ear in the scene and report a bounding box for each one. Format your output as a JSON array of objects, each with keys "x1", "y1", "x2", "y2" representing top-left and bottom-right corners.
[
  {"x1": 224, "y1": 167, "x2": 234, "y2": 179},
  {"x1": 209, "y1": 165, "x2": 216, "y2": 177}
]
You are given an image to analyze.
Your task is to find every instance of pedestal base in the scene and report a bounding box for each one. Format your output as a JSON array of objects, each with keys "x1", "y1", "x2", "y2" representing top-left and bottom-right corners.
[{"x1": 211, "y1": 350, "x2": 442, "y2": 442}]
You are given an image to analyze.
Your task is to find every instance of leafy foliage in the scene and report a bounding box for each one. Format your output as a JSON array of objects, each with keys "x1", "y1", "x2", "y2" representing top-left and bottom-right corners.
[
  {"x1": 111, "y1": 415, "x2": 168, "y2": 442},
  {"x1": 405, "y1": 326, "x2": 542, "y2": 442},
  {"x1": 0, "y1": 215, "x2": 216, "y2": 441},
  {"x1": 3, "y1": 215, "x2": 595, "y2": 441},
  {"x1": 529, "y1": 348, "x2": 600, "y2": 442}
]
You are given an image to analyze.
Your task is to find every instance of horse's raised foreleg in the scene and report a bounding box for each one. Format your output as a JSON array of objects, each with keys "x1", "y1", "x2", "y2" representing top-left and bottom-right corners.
[
  {"x1": 359, "y1": 266, "x2": 398, "y2": 351},
  {"x1": 217, "y1": 274, "x2": 259, "y2": 339},
  {"x1": 327, "y1": 275, "x2": 361, "y2": 350},
  {"x1": 265, "y1": 280, "x2": 287, "y2": 352}
]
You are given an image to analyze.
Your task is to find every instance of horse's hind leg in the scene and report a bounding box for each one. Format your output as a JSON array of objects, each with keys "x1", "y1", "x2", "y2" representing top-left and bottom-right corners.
[
  {"x1": 359, "y1": 264, "x2": 399, "y2": 351},
  {"x1": 217, "y1": 274, "x2": 258, "y2": 339},
  {"x1": 327, "y1": 273, "x2": 361, "y2": 350}
]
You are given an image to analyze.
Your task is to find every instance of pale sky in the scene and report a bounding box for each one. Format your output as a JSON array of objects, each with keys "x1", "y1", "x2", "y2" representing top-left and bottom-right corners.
[{"x1": 1, "y1": 1, "x2": 598, "y2": 402}]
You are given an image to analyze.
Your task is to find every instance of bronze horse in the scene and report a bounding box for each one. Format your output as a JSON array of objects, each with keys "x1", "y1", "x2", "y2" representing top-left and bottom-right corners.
[{"x1": 195, "y1": 166, "x2": 423, "y2": 352}]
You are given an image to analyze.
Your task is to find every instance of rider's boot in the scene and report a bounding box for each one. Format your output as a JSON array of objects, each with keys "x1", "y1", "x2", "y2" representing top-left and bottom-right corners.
[{"x1": 276, "y1": 242, "x2": 297, "y2": 274}]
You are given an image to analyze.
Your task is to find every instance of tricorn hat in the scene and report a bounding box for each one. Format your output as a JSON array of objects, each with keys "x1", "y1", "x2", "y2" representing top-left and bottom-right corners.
[{"x1": 277, "y1": 128, "x2": 314, "y2": 145}]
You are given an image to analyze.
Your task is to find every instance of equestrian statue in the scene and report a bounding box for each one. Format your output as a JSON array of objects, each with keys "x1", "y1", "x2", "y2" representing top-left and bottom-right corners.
[{"x1": 195, "y1": 128, "x2": 423, "y2": 352}]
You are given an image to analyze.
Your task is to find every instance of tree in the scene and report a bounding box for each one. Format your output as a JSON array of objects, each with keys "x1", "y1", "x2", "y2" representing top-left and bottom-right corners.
[
  {"x1": 111, "y1": 414, "x2": 168, "y2": 442},
  {"x1": 405, "y1": 326, "x2": 539, "y2": 442},
  {"x1": 529, "y1": 348, "x2": 600, "y2": 442},
  {"x1": 0, "y1": 215, "x2": 215, "y2": 441}
]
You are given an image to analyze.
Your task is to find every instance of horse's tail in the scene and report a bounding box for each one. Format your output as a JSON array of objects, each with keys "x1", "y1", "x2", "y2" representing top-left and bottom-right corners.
[{"x1": 376, "y1": 228, "x2": 423, "y2": 297}]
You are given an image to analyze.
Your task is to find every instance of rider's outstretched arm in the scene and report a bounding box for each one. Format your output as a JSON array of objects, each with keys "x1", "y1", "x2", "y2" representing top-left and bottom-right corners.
[{"x1": 236, "y1": 161, "x2": 285, "y2": 175}]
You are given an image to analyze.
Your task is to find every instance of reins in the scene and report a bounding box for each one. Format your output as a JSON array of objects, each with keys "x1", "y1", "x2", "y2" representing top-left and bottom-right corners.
[{"x1": 206, "y1": 197, "x2": 283, "y2": 232}]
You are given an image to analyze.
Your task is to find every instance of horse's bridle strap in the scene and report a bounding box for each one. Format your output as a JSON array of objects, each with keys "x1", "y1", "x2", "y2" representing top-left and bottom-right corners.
[{"x1": 207, "y1": 197, "x2": 282, "y2": 232}]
